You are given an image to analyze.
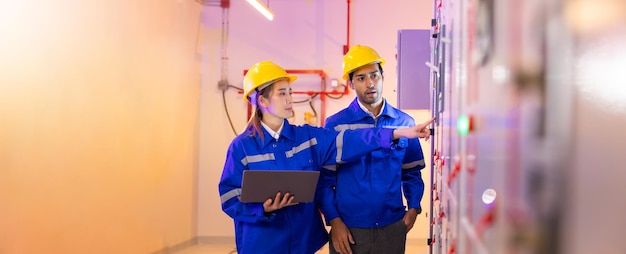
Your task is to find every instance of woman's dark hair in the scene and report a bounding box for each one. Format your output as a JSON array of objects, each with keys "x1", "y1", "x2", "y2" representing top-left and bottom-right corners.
[{"x1": 244, "y1": 82, "x2": 275, "y2": 141}]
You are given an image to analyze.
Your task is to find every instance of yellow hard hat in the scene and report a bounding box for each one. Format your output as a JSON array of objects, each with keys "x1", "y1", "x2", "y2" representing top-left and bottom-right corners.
[
  {"x1": 342, "y1": 45, "x2": 386, "y2": 81},
  {"x1": 243, "y1": 61, "x2": 297, "y2": 103}
]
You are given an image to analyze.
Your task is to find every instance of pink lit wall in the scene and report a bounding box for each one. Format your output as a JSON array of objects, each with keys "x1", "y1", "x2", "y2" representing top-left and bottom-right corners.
[
  {"x1": 0, "y1": 0, "x2": 435, "y2": 252},
  {"x1": 0, "y1": 1, "x2": 202, "y2": 253}
]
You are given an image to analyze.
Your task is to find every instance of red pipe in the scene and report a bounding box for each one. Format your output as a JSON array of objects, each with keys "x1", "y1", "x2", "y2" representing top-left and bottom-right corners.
[
  {"x1": 220, "y1": 0, "x2": 229, "y2": 8},
  {"x1": 240, "y1": 69, "x2": 349, "y2": 126},
  {"x1": 344, "y1": 0, "x2": 351, "y2": 55}
]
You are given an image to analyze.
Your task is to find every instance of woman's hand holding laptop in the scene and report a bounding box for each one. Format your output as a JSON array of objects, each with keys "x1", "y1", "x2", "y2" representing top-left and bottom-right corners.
[{"x1": 263, "y1": 192, "x2": 300, "y2": 214}]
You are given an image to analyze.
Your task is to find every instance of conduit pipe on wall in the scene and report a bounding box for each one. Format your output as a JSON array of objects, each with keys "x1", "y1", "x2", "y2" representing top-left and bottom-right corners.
[
  {"x1": 196, "y1": 0, "x2": 241, "y2": 134},
  {"x1": 220, "y1": 1, "x2": 229, "y2": 86},
  {"x1": 344, "y1": 0, "x2": 352, "y2": 54}
]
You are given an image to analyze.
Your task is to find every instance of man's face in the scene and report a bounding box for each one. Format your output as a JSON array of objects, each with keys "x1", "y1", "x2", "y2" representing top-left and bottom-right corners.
[{"x1": 350, "y1": 63, "x2": 383, "y2": 105}]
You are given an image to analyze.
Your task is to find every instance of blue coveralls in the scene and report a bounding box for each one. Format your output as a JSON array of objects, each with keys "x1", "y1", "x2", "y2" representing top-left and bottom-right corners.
[
  {"x1": 319, "y1": 98, "x2": 426, "y2": 228},
  {"x1": 218, "y1": 119, "x2": 395, "y2": 254}
]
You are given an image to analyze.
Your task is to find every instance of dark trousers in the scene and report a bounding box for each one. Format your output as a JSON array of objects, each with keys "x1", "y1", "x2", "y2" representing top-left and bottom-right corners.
[{"x1": 329, "y1": 219, "x2": 407, "y2": 254}]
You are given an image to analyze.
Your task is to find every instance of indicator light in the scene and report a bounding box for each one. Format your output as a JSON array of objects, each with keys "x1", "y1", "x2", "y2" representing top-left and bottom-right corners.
[{"x1": 458, "y1": 115, "x2": 469, "y2": 135}]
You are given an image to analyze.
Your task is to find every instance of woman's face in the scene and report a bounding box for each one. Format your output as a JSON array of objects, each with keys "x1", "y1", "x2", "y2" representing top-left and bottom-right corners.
[{"x1": 259, "y1": 79, "x2": 293, "y2": 120}]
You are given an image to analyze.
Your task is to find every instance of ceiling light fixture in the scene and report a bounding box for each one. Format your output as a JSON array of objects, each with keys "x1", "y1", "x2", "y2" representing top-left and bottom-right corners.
[{"x1": 246, "y1": 0, "x2": 274, "y2": 21}]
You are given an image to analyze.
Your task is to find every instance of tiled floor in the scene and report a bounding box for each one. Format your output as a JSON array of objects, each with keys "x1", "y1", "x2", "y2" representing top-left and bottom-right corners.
[{"x1": 175, "y1": 242, "x2": 429, "y2": 254}]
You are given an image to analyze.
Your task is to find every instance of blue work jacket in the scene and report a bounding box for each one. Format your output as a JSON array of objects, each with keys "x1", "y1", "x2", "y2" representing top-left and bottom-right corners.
[
  {"x1": 319, "y1": 98, "x2": 426, "y2": 228},
  {"x1": 218, "y1": 119, "x2": 395, "y2": 254}
]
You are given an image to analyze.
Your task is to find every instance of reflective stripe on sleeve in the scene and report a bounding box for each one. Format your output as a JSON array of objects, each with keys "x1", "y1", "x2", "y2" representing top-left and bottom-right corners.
[
  {"x1": 240, "y1": 153, "x2": 276, "y2": 166},
  {"x1": 322, "y1": 165, "x2": 337, "y2": 171},
  {"x1": 220, "y1": 188, "x2": 242, "y2": 204},
  {"x1": 383, "y1": 125, "x2": 408, "y2": 129},
  {"x1": 333, "y1": 123, "x2": 375, "y2": 131},
  {"x1": 285, "y1": 138, "x2": 318, "y2": 158},
  {"x1": 335, "y1": 130, "x2": 346, "y2": 164},
  {"x1": 402, "y1": 159, "x2": 425, "y2": 169}
]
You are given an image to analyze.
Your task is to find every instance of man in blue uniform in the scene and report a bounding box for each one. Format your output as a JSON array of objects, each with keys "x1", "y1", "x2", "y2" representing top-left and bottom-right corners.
[{"x1": 319, "y1": 45, "x2": 427, "y2": 254}]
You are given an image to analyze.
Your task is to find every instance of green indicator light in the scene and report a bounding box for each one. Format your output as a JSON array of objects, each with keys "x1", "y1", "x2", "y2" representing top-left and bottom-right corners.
[{"x1": 458, "y1": 115, "x2": 469, "y2": 135}]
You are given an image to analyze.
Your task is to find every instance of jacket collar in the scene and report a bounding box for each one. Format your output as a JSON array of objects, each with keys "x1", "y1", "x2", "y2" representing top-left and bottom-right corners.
[
  {"x1": 256, "y1": 119, "x2": 296, "y2": 147},
  {"x1": 346, "y1": 98, "x2": 399, "y2": 122}
]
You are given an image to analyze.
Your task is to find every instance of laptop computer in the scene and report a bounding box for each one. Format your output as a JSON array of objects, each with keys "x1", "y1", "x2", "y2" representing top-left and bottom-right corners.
[{"x1": 240, "y1": 170, "x2": 320, "y2": 203}]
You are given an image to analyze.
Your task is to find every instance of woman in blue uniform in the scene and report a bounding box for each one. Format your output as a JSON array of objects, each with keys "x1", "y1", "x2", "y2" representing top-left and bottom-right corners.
[{"x1": 218, "y1": 60, "x2": 434, "y2": 254}]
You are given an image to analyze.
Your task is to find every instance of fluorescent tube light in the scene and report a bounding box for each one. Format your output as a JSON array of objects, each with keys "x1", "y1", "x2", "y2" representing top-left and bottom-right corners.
[{"x1": 246, "y1": 0, "x2": 275, "y2": 21}]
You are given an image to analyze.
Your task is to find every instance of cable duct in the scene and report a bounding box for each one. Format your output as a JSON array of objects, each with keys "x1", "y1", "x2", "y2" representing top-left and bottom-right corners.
[{"x1": 197, "y1": 0, "x2": 242, "y2": 135}]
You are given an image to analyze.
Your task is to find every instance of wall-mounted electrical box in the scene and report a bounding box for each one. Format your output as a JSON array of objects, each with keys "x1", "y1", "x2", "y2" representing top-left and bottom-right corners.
[{"x1": 397, "y1": 29, "x2": 431, "y2": 110}]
